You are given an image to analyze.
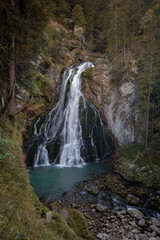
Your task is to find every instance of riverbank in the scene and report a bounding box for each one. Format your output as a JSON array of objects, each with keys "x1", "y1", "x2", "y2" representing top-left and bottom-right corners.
[
  {"x1": 51, "y1": 171, "x2": 160, "y2": 240},
  {"x1": 42, "y1": 156, "x2": 160, "y2": 240}
]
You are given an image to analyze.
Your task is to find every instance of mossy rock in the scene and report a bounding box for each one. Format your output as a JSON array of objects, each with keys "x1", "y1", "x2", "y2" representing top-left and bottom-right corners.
[
  {"x1": 67, "y1": 209, "x2": 95, "y2": 240},
  {"x1": 120, "y1": 163, "x2": 160, "y2": 188},
  {"x1": 51, "y1": 201, "x2": 62, "y2": 213},
  {"x1": 126, "y1": 194, "x2": 140, "y2": 206},
  {"x1": 149, "y1": 195, "x2": 160, "y2": 211},
  {"x1": 87, "y1": 186, "x2": 99, "y2": 196},
  {"x1": 50, "y1": 212, "x2": 82, "y2": 240},
  {"x1": 105, "y1": 174, "x2": 128, "y2": 197}
]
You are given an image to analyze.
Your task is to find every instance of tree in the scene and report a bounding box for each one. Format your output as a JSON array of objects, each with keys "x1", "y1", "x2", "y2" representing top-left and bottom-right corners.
[
  {"x1": 72, "y1": 4, "x2": 86, "y2": 28},
  {"x1": 0, "y1": 0, "x2": 53, "y2": 124},
  {"x1": 137, "y1": 9, "x2": 156, "y2": 149}
]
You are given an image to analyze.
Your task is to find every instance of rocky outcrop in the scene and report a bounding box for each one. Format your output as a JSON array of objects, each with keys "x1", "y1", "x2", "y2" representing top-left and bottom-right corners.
[{"x1": 83, "y1": 58, "x2": 139, "y2": 146}]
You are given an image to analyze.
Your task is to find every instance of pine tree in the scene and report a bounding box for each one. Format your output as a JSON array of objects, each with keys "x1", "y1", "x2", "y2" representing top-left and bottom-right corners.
[
  {"x1": 0, "y1": 0, "x2": 53, "y2": 123},
  {"x1": 72, "y1": 4, "x2": 86, "y2": 28},
  {"x1": 137, "y1": 9, "x2": 156, "y2": 149}
]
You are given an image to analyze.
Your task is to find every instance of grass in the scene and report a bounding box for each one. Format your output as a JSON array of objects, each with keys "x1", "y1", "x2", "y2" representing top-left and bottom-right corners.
[{"x1": 119, "y1": 143, "x2": 144, "y2": 160}]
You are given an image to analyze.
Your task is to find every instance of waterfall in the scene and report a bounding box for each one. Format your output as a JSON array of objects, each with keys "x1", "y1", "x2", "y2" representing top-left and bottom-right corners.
[{"x1": 26, "y1": 62, "x2": 113, "y2": 167}]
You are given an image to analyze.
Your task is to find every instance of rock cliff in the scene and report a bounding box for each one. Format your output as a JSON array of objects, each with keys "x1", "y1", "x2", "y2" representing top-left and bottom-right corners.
[{"x1": 83, "y1": 58, "x2": 139, "y2": 146}]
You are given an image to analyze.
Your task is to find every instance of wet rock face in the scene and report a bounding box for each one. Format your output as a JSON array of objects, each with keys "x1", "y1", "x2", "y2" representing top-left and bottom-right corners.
[
  {"x1": 83, "y1": 58, "x2": 140, "y2": 146},
  {"x1": 105, "y1": 81, "x2": 137, "y2": 146}
]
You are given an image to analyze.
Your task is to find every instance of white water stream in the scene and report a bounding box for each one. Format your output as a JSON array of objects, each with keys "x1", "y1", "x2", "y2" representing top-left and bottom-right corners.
[{"x1": 28, "y1": 62, "x2": 112, "y2": 167}]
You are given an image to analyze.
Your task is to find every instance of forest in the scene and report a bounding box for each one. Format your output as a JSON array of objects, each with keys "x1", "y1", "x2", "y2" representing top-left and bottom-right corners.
[{"x1": 1, "y1": 0, "x2": 160, "y2": 150}]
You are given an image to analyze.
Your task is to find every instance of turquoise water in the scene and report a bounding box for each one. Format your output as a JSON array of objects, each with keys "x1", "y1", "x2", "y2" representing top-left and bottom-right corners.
[{"x1": 29, "y1": 162, "x2": 110, "y2": 201}]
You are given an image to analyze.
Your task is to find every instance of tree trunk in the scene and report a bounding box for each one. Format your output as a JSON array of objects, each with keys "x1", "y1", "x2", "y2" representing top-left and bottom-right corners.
[
  {"x1": 151, "y1": 100, "x2": 155, "y2": 142},
  {"x1": 145, "y1": 56, "x2": 153, "y2": 150},
  {"x1": 114, "y1": 0, "x2": 118, "y2": 56},
  {"x1": 8, "y1": 34, "x2": 15, "y2": 126},
  {"x1": 145, "y1": 102, "x2": 149, "y2": 150}
]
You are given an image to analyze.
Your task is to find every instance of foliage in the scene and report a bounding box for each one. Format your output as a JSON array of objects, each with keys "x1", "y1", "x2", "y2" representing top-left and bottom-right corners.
[
  {"x1": 0, "y1": 129, "x2": 15, "y2": 163},
  {"x1": 72, "y1": 5, "x2": 86, "y2": 28},
  {"x1": 0, "y1": 0, "x2": 54, "y2": 118}
]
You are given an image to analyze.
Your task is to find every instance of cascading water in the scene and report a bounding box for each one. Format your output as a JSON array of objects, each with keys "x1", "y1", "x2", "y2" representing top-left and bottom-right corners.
[{"x1": 26, "y1": 62, "x2": 113, "y2": 167}]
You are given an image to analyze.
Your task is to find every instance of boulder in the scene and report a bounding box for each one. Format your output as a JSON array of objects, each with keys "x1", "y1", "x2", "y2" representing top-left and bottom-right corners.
[
  {"x1": 150, "y1": 225, "x2": 160, "y2": 234},
  {"x1": 46, "y1": 211, "x2": 52, "y2": 224},
  {"x1": 138, "y1": 219, "x2": 146, "y2": 227},
  {"x1": 126, "y1": 194, "x2": 140, "y2": 206},
  {"x1": 88, "y1": 186, "x2": 99, "y2": 196},
  {"x1": 139, "y1": 234, "x2": 149, "y2": 240},
  {"x1": 96, "y1": 204, "x2": 108, "y2": 212},
  {"x1": 128, "y1": 209, "x2": 144, "y2": 220},
  {"x1": 149, "y1": 217, "x2": 160, "y2": 227}
]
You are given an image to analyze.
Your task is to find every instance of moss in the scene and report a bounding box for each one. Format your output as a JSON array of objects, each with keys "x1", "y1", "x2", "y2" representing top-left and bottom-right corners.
[
  {"x1": 51, "y1": 201, "x2": 62, "y2": 213},
  {"x1": 31, "y1": 187, "x2": 48, "y2": 217},
  {"x1": 67, "y1": 209, "x2": 95, "y2": 240},
  {"x1": 121, "y1": 163, "x2": 160, "y2": 188},
  {"x1": 105, "y1": 174, "x2": 128, "y2": 197},
  {"x1": 81, "y1": 68, "x2": 93, "y2": 81},
  {"x1": 0, "y1": 121, "x2": 91, "y2": 240},
  {"x1": 87, "y1": 186, "x2": 99, "y2": 196},
  {"x1": 118, "y1": 143, "x2": 160, "y2": 188},
  {"x1": 0, "y1": 121, "x2": 39, "y2": 239},
  {"x1": 50, "y1": 212, "x2": 82, "y2": 240}
]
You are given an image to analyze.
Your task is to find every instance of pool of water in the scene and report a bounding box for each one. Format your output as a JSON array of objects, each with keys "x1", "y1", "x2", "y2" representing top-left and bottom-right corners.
[{"x1": 29, "y1": 162, "x2": 110, "y2": 201}]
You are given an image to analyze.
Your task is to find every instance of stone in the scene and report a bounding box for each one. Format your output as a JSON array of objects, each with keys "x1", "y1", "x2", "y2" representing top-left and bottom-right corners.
[
  {"x1": 148, "y1": 232, "x2": 157, "y2": 237},
  {"x1": 132, "y1": 229, "x2": 139, "y2": 234},
  {"x1": 96, "y1": 204, "x2": 108, "y2": 212},
  {"x1": 97, "y1": 233, "x2": 108, "y2": 240},
  {"x1": 138, "y1": 234, "x2": 149, "y2": 240},
  {"x1": 126, "y1": 194, "x2": 140, "y2": 206},
  {"x1": 122, "y1": 237, "x2": 128, "y2": 240},
  {"x1": 120, "y1": 210, "x2": 126, "y2": 215},
  {"x1": 138, "y1": 219, "x2": 146, "y2": 227},
  {"x1": 128, "y1": 209, "x2": 144, "y2": 220},
  {"x1": 150, "y1": 225, "x2": 160, "y2": 234},
  {"x1": 127, "y1": 232, "x2": 134, "y2": 238},
  {"x1": 46, "y1": 211, "x2": 52, "y2": 224},
  {"x1": 116, "y1": 211, "x2": 122, "y2": 218},
  {"x1": 149, "y1": 218, "x2": 160, "y2": 227},
  {"x1": 130, "y1": 221, "x2": 137, "y2": 228},
  {"x1": 88, "y1": 186, "x2": 99, "y2": 196},
  {"x1": 120, "y1": 81, "x2": 136, "y2": 98},
  {"x1": 149, "y1": 238, "x2": 160, "y2": 240}
]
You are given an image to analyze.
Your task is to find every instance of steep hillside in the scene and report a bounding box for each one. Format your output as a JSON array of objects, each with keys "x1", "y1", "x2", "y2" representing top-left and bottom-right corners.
[{"x1": 0, "y1": 120, "x2": 95, "y2": 240}]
